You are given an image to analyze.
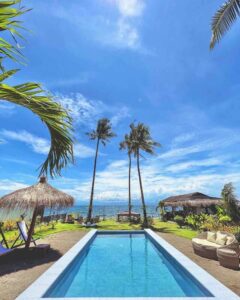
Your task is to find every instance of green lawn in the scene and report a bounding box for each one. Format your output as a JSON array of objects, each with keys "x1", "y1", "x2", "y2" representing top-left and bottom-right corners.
[
  {"x1": 152, "y1": 220, "x2": 197, "y2": 239},
  {"x1": 3, "y1": 218, "x2": 197, "y2": 246}
]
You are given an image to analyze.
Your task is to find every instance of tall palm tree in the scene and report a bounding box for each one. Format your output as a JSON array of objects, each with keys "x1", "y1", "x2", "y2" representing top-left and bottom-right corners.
[
  {"x1": 119, "y1": 133, "x2": 133, "y2": 220},
  {"x1": 130, "y1": 123, "x2": 160, "y2": 227},
  {"x1": 210, "y1": 1, "x2": 240, "y2": 49},
  {"x1": 86, "y1": 118, "x2": 115, "y2": 223},
  {"x1": 0, "y1": 0, "x2": 74, "y2": 177}
]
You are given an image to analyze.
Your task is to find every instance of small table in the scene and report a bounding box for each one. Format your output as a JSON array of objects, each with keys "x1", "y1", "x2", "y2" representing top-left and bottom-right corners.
[{"x1": 217, "y1": 248, "x2": 239, "y2": 270}]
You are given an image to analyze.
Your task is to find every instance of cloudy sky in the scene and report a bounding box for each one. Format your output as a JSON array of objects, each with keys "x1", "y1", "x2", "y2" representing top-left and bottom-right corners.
[{"x1": 1, "y1": 0, "x2": 240, "y2": 204}]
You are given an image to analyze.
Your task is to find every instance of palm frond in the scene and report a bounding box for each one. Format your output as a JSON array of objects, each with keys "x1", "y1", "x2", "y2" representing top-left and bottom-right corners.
[
  {"x1": 129, "y1": 122, "x2": 160, "y2": 157},
  {"x1": 210, "y1": 0, "x2": 240, "y2": 49},
  {"x1": 0, "y1": 79, "x2": 74, "y2": 177},
  {"x1": 0, "y1": 0, "x2": 28, "y2": 69},
  {"x1": 88, "y1": 118, "x2": 116, "y2": 142}
]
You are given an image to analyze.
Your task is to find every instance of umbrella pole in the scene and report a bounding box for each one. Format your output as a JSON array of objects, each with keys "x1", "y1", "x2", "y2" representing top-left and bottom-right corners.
[{"x1": 25, "y1": 206, "x2": 38, "y2": 249}]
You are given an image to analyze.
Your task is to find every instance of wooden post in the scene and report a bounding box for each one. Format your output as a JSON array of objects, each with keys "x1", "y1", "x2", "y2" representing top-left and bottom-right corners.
[{"x1": 25, "y1": 206, "x2": 38, "y2": 249}]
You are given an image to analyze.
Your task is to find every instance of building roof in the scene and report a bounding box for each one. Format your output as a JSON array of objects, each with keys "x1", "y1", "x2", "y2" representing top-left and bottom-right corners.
[{"x1": 160, "y1": 192, "x2": 221, "y2": 208}]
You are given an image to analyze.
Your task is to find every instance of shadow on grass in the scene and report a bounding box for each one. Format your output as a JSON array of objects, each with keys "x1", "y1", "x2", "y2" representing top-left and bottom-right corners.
[
  {"x1": 150, "y1": 225, "x2": 175, "y2": 234},
  {"x1": 0, "y1": 247, "x2": 62, "y2": 276}
]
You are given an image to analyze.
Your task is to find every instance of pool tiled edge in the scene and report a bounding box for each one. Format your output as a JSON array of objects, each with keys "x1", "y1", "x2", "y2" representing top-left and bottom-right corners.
[
  {"x1": 145, "y1": 229, "x2": 239, "y2": 300},
  {"x1": 16, "y1": 229, "x2": 240, "y2": 300}
]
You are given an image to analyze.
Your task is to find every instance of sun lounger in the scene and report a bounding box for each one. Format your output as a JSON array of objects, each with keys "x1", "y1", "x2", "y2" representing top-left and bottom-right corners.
[
  {"x1": 11, "y1": 221, "x2": 39, "y2": 248},
  {"x1": 0, "y1": 242, "x2": 13, "y2": 256}
]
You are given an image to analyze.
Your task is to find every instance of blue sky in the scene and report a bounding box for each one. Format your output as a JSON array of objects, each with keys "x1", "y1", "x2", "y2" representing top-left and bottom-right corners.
[{"x1": 1, "y1": 0, "x2": 240, "y2": 204}]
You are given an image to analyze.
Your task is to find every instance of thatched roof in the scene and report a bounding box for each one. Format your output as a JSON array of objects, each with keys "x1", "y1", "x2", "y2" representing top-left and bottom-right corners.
[
  {"x1": 161, "y1": 192, "x2": 221, "y2": 208},
  {"x1": 0, "y1": 177, "x2": 74, "y2": 211}
]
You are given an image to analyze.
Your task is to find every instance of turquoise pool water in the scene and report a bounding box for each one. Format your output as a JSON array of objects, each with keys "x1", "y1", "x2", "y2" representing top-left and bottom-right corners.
[{"x1": 45, "y1": 233, "x2": 212, "y2": 298}]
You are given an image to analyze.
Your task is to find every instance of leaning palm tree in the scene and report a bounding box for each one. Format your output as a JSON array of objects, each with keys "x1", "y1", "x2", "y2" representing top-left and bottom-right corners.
[
  {"x1": 130, "y1": 123, "x2": 160, "y2": 227},
  {"x1": 0, "y1": 0, "x2": 73, "y2": 177},
  {"x1": 210, "y1": 0, "x2": 240, "y2": 49},
  {"x1": 119, "y1": 133, "x2": 133, "y2": 221},
  {"x1": 86, "y1": 118, "x2": 115, "y2": 223}
]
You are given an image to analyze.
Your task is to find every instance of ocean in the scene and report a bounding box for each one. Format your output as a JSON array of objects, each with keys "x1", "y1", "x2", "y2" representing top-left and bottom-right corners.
[{"x1": 0, "y1": 203, "x2": 160, "y2": 221}]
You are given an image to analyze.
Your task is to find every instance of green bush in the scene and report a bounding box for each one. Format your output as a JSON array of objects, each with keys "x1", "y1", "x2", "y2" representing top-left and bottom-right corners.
[
  {"x1": 174, "y1": 215, "x2": 185, "y2": 228},
  {"x1": 219, "y1": 215, "x2": 232, "y2": 224},
  {"x1": 3, "y1": 220, "x2": 16, "y2": 231},
  {"x1": 185, "y1": 213, "x2": 208, "y2": 230},
  {"x1": 200, "y1": 215, "x2": 217, "y2": 231}
]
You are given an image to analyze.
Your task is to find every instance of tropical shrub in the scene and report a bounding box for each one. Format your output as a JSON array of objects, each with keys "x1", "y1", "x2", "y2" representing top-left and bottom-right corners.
[
  {"x1": 219, "y1": 215, "x2": 232, "y2": 224},
  {"x1": 3, "y1": 220, "x2": 16, "y2": 231},
  {"x1": 174, "y1": 215, "x2": 185, "y2": 228},
  {"x1": 185, "y1": 213, "x2": 208, "y2": 230},
  {"x1": 200, "y1": 215, "x2": 217, "y2": 231}
]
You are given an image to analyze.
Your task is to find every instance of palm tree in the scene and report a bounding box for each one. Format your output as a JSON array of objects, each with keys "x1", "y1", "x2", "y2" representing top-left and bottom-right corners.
[
  {"x1": 119, "y1": 133, "x2": 133, "y2": 221},
  {"x1": 210, "y1": 1, "x2": 240, "y2": 49},
  {"x1": 0, "y1": 0, "x2": 74, "y2": 177},
  {"x1": 86, "y1": 118, "x2": 115, "y2": 223},
  {"x1": 130, "y1": 123, "x2": 160, "y2": 227}
]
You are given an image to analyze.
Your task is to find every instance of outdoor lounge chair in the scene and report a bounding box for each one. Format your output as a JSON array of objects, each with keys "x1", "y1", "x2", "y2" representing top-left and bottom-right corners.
[
  {"x1": 11, "y1": 220, "x2": 39, "y2": 248},
  {"x1": 0, "y1": 223, "x2": 12, "y2": 256},
  {"x1": 192, "y1": 231, "x2": 239, "y2": 260},
  {"x1": 0, "y1": 242, "x2": 13, "y2": 257}
]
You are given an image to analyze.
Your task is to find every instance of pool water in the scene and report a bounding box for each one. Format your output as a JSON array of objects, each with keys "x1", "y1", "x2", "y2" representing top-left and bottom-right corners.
[{"x1": 45, "y1": 233, "x2": 212, "y2": 298}]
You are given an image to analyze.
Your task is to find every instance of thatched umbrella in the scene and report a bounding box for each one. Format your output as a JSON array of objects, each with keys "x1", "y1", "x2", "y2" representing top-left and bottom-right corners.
[{"x1": 0, "y1": 176, "x2": 74, "y2": 248}]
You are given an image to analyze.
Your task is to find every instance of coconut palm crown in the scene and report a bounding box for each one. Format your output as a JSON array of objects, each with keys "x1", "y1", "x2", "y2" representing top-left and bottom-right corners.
[
  {"x1": 210, "y1": 0, "x2": 240, "y2": 49},
  {"x1": 0, "y1": 0, "x2": 74, "y2": 177}
]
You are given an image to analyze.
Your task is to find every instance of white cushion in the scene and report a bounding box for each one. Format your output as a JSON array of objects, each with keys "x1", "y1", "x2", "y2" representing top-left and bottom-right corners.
[
  {"x1": 207, "y1": 232, "x2": 216, "y2": 243},
  {"x1": 192, "y1": 238, "x2": 221, "y2": 248},
  {"x1": 226, "y1": 236, "x2": 234, "y2": 245},
  {"x1": 215, "y1": 232, "x2": 227, "y2": 246}
]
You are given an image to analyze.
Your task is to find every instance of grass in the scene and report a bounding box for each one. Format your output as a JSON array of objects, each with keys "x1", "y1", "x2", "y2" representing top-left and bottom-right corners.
[
  {"x1": 2, "y1": 218, "x2": 197, "y2": 246},
  {"x1": 96, "y1": 219, "x2": 141, "y2": 230},
  {"x1": 152, "y1": 220, "x2": 197, "y2": 239}
]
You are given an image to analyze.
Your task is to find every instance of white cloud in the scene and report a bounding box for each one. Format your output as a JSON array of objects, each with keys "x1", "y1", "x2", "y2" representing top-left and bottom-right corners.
[
  {"x1": 113, "y1": 0, "x2": 145, "y2": 50},
  {"x1": 55, "y1": 93, "x2": 105, "y2": 125},
  {"x1": 0, "y1": 138, "x2": 6, "y2": 144},
  {"x1": 74, "y1": 143, "x2": 95, "y2": 158},
  {"x1": 51, "y1": 157, "x2": 240, "y2": 202},
  {"x1": 166, "y1": 158, "x2": 222, "y2": 173},
  {"x1": 159, "y1": 134, "x2": 240, "y2": 161},
  {"x1": 35, "y1": 0, "x2": 146, "y2": 51},
  {"x1": 115, "y1": 19, "x2": 139, "y2": 49},
  {"x1": 172, "y1": 133, "x2": 195, "y2": 146},
  {"x1": 0, "y1": 129, "x2": 95, "y2": 159},
  {"x1": 0, "y1": 130, "x2": 50, "y2": 155},
  {"x1": 55, "y1": 93, "x2": 130, "y2": 127},
  {"x1": 116, "y1": 0, "x2": 145, "y2": 17},
  {"x1": 0, "y1": 102, "x2": 15, "y2": 115},
  {"x1": 110, "y1": 106, "x2": 130, "y2": 126},
  {"x1": 0, "y1": 179, "x2": 27, "y2": 194}
]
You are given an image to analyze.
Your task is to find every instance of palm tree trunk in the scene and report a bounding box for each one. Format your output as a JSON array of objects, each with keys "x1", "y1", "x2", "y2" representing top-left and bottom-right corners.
[
  {"x1": 137, "y1": 150, "x2": 148, "y2": 227},
  {"x1": 128, "y1": 153, "x2": 132, "y2": 221},
  {"x1": 87, "y1": 137, "x2": 100, "y2": 223}
]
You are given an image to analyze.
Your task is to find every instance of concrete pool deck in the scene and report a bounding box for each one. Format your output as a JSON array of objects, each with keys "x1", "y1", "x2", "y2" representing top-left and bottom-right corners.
[
  {"x1": 0, "y1": 230, "x2": 239, "y2": 300},
  {"x1": 15, "y1": 229, "x2": 240, "y2": 300}
]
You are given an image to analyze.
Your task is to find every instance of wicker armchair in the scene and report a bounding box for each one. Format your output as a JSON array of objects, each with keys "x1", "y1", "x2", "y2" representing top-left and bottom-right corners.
[{"x1": 192, "y1": 231, "x2": 239, "y2": 260}]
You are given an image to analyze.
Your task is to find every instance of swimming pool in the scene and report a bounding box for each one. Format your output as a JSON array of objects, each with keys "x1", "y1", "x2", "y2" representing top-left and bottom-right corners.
[{"x1": 17, "y1": 229, "x2": 240, "y2": 300}]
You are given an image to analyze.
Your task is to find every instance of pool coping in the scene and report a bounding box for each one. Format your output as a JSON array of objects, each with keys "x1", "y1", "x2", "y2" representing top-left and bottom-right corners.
[{"x1": 16, "y1": 229, "x2": 240, "y2": 300}]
